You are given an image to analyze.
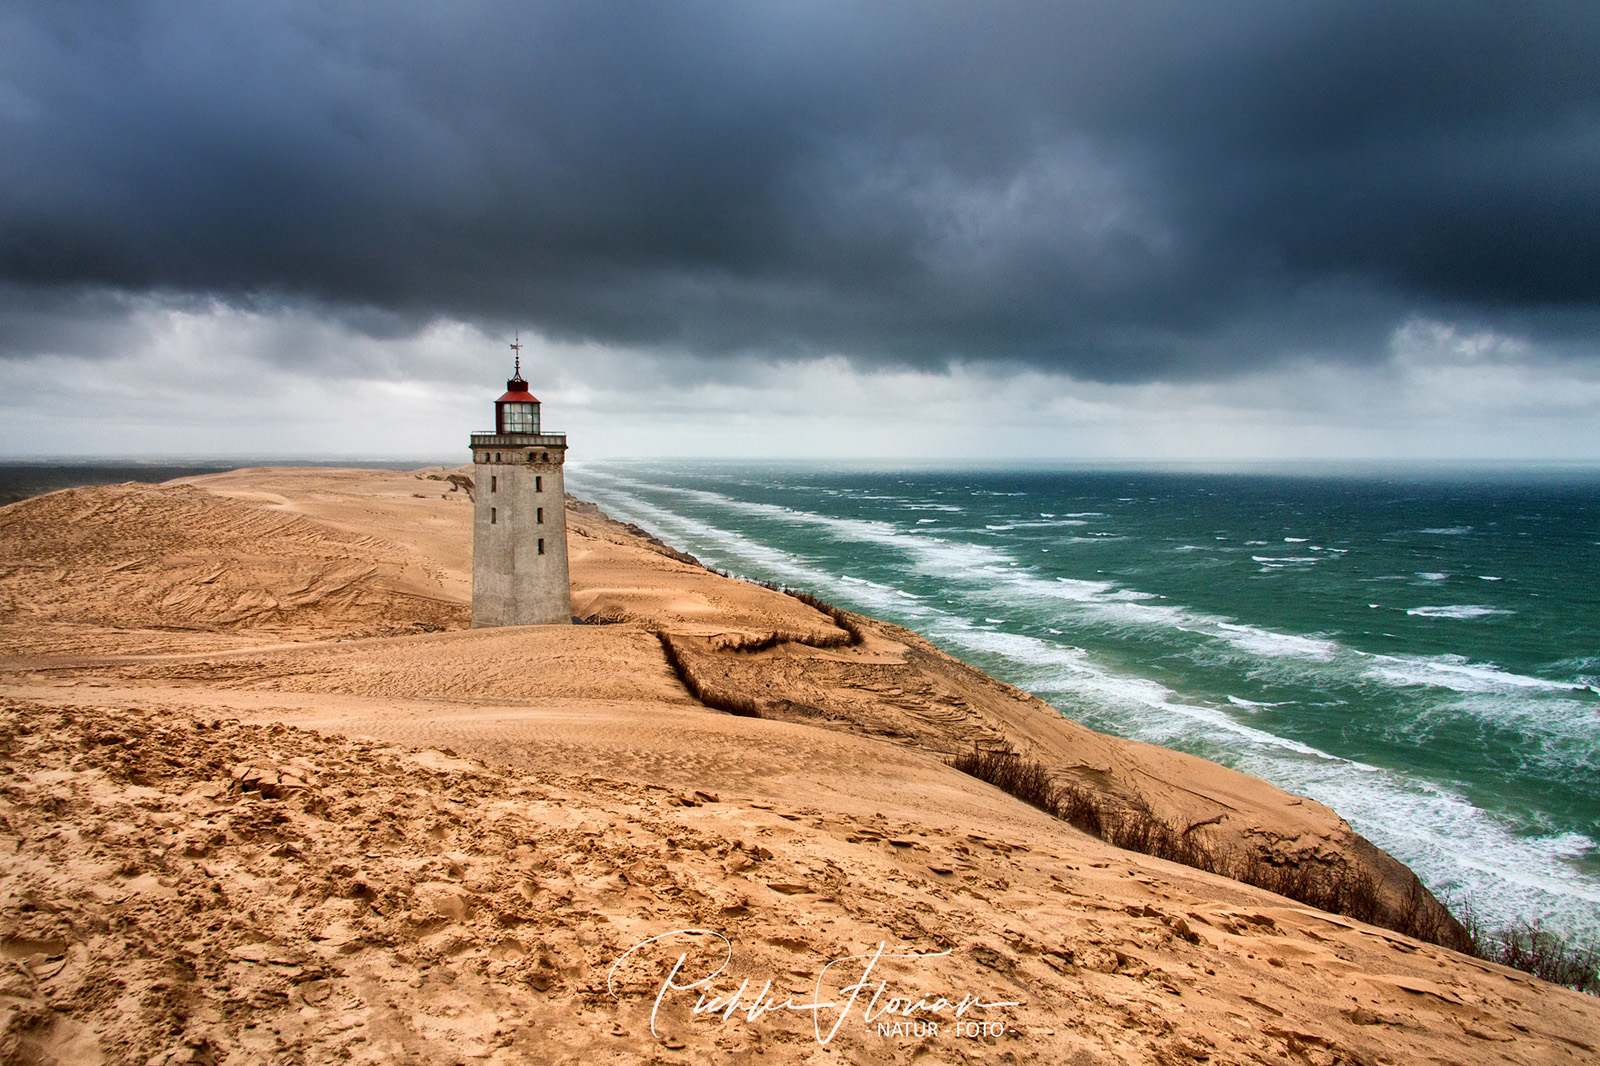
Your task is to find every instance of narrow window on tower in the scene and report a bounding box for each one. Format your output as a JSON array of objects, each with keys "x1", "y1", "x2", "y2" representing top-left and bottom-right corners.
[
  {"x1": 536, "y1": 507, "x2": 543, "y2": 523},
  {"x1": 490, "y1": 475, "x2": 497, "y2": 492},
  {"x1": 535, "y1": 476, "x2": 542, "y2": 492},
  {"x1": 491, "y1": 507, "x2": 497, "y2": 524},
  {"x1": 537, "y1": 538, "x2": 545, "y2": 555}
]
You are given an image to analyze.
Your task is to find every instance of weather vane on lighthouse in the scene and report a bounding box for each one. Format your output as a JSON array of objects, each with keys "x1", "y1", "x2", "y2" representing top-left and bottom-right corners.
[{"x1": 468, "y1": 332, "x2": 571, "y2": 627}]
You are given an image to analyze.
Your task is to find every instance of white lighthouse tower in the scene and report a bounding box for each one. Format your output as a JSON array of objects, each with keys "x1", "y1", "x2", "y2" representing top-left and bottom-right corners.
[{"x1": 470, "y1": 338, "x2": 571, "y2": 627}]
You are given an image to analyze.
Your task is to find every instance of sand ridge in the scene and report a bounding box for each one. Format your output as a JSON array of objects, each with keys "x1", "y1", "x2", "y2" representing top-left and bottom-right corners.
[{"x1": 0, "y1": 466, "x2": 1596, "y2": 1064}]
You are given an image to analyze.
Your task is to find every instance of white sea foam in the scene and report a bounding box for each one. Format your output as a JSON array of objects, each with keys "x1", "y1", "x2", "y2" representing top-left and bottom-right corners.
[
  {"x1": 1412, "y1": 692, "x2": 1600, "y2": 778},
  {"x1": 942, "y1": 625, "x2": 1362, "y2": 762},
  {"x1": 1416, "y1": 572, "x2": 1450, "y2": 582},
  {"x1": 1420, "y1": 527, "x2": 1473, "y2": 535},
  {"x1": 1284, "y1": 537, "x2": 1309, "y2": 543},
  {"x1": 1226, "y1": 695, "x2": 1292, "y2": 711},
  {"x1": 1229, "y1": 750, "x2": 1600, "y2": 942},
  {"x1": 1366, "y1": 653, "x2": 1581, "y2": 694},
  {"x1": 1215, "y1": 623, "x2": 1340, "y2": 660},
  {"x1": 1406, "y1": 605, "x2": 1514, "y2": 619},
  {"x1": 986, "y1": 572, "x2": 1347, "y2": 666}
]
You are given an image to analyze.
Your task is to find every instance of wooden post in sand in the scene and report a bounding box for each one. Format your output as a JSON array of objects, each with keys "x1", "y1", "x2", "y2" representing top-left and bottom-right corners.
[{"x1": 469, "y1": 343, "x2": 571, "y2": 626}]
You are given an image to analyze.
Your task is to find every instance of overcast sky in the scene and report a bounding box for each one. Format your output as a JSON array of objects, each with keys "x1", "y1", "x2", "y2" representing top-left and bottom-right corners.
[{"x1": 3, "y1": 1, "x2": 1598, "y2": 461}]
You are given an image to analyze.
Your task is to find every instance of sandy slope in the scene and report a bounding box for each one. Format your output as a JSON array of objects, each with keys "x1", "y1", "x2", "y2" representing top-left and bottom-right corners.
[{"x1": 0, "y1": 467, "x2": 1596, "y2": 1065}]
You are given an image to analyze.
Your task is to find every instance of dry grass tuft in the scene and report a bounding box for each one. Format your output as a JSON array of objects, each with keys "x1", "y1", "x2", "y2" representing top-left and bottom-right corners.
[{"x1": 713, "y1": 626, "x2": 852, "y2": 652}]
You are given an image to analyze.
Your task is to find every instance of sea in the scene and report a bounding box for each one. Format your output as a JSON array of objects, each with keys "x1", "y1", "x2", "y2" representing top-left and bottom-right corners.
[{"x1": 565, "y1": 459, "x2": 1600, "y2": 948}]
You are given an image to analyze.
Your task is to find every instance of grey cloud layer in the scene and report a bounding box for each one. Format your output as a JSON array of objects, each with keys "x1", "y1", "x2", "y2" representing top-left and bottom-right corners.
[{"x1": 2, "y1": 1, "x2": 1597, "y2": 379}]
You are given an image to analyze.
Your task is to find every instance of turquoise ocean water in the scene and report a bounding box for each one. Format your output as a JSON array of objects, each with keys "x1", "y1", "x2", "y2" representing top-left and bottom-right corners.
[{"x1": 568, "y1": 461, "x2": 1600, "y2": 946}]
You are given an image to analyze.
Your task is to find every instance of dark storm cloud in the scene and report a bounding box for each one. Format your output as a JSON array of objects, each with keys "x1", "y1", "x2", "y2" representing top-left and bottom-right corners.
[{"x1": 2, "y1": 0, "x2": 1597, "y2": 380}]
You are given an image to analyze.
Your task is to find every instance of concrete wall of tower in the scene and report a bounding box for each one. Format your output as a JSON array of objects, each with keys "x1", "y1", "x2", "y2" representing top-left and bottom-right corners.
[{"x1": 470, "y1": 444, "x2": 571, "y2": 626}]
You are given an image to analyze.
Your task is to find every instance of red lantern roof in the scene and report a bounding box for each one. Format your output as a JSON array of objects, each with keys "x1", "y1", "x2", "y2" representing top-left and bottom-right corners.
[{"x1": 497, "y1": 367, "x2": 538, "y2": 404}]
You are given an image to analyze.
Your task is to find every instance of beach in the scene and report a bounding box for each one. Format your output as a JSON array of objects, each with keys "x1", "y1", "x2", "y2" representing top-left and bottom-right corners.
[{"x1": 1, "y1": 466, "x2": 1596, "y2": 1065}]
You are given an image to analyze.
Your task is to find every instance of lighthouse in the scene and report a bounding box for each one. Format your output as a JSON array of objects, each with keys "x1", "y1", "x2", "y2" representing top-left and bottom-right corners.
[{"x1": 470, "y1": 339, "x2": 571, "y2": 626}]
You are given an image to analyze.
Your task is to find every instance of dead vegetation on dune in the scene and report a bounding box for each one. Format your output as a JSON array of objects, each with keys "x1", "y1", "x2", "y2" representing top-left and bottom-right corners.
[
  {"x1": 1467, "y1": 915, "x2": 1600, "y2": 995},
  {"x1": 780, "y1": 588, "x2": 867, "y2": 646},
  {"x1": 656, "y1": 632, "x2": 768, "y2": 717}
]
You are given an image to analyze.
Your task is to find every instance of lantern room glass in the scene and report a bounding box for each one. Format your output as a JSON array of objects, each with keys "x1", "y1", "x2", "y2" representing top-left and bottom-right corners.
[{"x1": 500, "y1": 402, "x2": 537, "y2": 434}]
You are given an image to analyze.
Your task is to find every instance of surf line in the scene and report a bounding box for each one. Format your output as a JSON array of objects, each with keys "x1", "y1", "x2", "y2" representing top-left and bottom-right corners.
[{"x1": 607, "y1": 929, "x2": 1021, "y2": 1045}]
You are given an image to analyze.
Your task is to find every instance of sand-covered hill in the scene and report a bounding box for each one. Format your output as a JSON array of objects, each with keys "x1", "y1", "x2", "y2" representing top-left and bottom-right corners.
[
  {"x1": 1, "y1": 467, "x2": 1596, "y2": 1065},
  {"x1": 0, "y1": 473, "x2": 468, "y2": 649}
]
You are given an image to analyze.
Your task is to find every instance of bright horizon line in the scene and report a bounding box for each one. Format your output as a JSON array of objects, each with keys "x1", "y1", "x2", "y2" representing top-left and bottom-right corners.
[{"x1": 6, "y1": 454, "x2": 1600, "y2": 475}]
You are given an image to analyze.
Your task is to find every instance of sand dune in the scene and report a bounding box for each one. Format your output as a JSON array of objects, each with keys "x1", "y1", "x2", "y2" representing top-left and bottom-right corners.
[
  {"x1": 0, "y1": 467, "x2": 1595, "y2": 1065},
  {"x1": 0, "y1": 479, "x2": 466, "y2": 641}
]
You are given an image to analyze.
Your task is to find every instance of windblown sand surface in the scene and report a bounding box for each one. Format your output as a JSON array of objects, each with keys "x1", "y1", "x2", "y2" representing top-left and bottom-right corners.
[{"x1": 1, "y1": 467, "x2": 1596, "y2": 1065}]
